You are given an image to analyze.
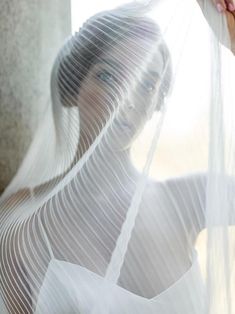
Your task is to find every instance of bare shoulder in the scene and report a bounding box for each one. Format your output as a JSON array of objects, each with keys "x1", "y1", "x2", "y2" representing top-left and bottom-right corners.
[
  {"x1": 146, "y1": 172, "x2": 207, "y2": 197},
  {"x1": 144, "y1": 173, "x2": 207, "y2": 232}
]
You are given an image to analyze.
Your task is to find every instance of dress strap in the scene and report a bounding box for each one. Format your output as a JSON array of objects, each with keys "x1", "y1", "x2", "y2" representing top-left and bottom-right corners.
[{"x1": 105, "y1": 173, "x2": 148, "y2": 283}]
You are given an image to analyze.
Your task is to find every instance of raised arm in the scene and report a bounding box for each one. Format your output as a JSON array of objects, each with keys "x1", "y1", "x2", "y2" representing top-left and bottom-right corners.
[
  {"x1": 165, "y1": 172, "x2": 235, "y2": 250},
  {"x1": 164, "y1": 173, "x2": 207, "y2": 248}
]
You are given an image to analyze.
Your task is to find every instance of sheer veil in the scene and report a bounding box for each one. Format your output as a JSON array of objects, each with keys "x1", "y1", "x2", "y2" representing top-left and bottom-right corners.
[{"x1": 1, "y1": 0, "x2": 235, "y2": 313}]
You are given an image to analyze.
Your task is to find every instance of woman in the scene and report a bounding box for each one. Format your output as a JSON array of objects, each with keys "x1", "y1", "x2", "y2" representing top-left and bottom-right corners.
[
  {"x1": 0, "y1": 3, "x2": 226, "y2": 314},
  {"x1": 34, "y1": 12, "x2": 206, "y2": 313},
  {"x1": 0, "y1": 10, "x2": 177, "y2": 313}
]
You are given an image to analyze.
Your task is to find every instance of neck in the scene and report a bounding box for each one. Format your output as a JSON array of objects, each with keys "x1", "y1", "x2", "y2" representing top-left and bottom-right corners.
[{"x1": 75, "y1": 126, "x2": 138, "y2": 179}]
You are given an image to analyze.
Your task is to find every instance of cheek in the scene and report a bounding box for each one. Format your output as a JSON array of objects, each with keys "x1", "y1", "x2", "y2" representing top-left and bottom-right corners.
[
  {"x1": 78, "y1": 88, "x2": 117, "y2": 127},
  {"x1": 84, "y1": 78, "x2": 124, "y2": 107}
]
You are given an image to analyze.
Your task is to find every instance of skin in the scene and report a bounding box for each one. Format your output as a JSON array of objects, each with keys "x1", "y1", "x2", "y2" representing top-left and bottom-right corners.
[{"x1": 213, "y1": 0, "x2": 235, "y2": 12}]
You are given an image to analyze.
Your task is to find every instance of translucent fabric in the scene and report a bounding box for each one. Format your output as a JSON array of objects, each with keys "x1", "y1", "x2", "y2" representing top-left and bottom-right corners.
[{"x1": 0, "y1": 0, "x2": 235, "y2": 313}]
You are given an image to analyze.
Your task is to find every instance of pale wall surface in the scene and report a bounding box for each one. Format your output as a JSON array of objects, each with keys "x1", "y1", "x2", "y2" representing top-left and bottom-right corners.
[{"x1": 0, "y1": 0, "x2": 71, "y2": 193}]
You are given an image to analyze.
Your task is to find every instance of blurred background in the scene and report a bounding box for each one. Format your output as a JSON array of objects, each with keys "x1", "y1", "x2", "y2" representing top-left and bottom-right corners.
[{"x1": 0, "y1": 0, "x2": 71, "y2": 193}]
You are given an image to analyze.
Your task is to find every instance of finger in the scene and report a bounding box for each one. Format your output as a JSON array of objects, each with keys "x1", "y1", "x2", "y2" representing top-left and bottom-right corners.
[
  {"x1": 196, "y1": 0, "x2": 226, "y2": 13},
  {"x1": 225, "y1": 0, "x2": 235, "y2": 11},
  {"x1": 224, "y1": 10, "x2": 235, "y2": 53},
  {"x1": 213, "y1": 0, "x2": 227, "y2": 12},
  {"x1": 225, "y1": 10, "x2": 235, "y2": 32}
]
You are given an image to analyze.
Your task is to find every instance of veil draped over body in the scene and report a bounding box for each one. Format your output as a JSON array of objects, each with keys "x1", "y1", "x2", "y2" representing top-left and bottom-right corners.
[{"x1": 1, "y1": 0, "x2": 235, "y2": 313}]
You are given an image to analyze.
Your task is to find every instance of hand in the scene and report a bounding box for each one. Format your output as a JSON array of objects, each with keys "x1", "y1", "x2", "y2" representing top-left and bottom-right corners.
[
  {"x1": 214, "y1": 0, "x2": 235, "y2": 53},
  {"x1": 197, "y1": 0, "x2": 235, "y2": 54},
  {"x1": 214, "y1": 0, "x2": 235, "y2": 12}
]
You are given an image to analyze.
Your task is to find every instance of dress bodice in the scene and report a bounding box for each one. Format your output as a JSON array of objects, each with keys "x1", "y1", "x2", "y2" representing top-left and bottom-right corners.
[
  {"x1": 32, "y1": 174, "x2": 207, "y2": 314},
  {"x1": 35, "y1": 249, "x2": 204, "y2": 314}
]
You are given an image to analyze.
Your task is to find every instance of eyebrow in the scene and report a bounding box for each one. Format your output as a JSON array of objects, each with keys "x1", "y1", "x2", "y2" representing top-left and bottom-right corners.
[{"x1": 97, "y1": 58, "x2": 161, "y2": 80}]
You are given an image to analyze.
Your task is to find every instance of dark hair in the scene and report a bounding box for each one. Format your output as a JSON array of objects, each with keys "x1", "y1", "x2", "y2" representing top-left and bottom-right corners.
[{"x1": 52, "y1": 11, "x2": 172, "y2": 108}]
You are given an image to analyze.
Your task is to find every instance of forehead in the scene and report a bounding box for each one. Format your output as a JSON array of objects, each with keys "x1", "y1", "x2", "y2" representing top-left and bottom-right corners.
[{"x1": 98, "y1": 36, "x2": 165, "y2": 77}]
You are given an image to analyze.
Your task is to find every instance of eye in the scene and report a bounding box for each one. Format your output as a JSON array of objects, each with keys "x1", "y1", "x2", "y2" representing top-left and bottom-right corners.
[{"x1": 96, "y1": 70, "x2": 114, "y2": 84}]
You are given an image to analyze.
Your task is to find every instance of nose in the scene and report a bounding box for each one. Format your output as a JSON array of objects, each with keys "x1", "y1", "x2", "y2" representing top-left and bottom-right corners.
[{"x1": 123, "y1": 100, "x2": 151, "y2": 123}]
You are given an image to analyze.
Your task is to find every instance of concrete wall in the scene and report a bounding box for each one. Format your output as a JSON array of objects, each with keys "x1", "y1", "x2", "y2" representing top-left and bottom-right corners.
[{"x1": 0, "y1": 0, "x2": 71, "y2": 193}]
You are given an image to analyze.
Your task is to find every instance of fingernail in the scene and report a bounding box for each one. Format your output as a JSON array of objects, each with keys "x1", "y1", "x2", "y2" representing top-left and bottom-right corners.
[
  {"x1": 228, "y1": 3, "x2": 235, "y2": 11},
  {"x1": 216, "y1": 3, "x2": 225, "y2": 12}
]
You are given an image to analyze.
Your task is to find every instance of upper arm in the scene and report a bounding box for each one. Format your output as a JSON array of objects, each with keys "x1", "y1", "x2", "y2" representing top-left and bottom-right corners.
[{"x1": 164, "y1": 173, "x2": 207, "y2": 245}]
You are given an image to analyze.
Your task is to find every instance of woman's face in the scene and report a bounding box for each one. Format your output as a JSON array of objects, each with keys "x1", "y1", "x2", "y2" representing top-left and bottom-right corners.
[{"x1": 77, "y1": 35, "x2": 165, "y2": 151}]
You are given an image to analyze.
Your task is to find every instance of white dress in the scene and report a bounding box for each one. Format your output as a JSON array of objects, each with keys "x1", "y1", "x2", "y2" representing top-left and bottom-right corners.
[
  {"x1": 34, "y1": 174, "x2": 207, "y2": 314},
  {"x1": 35, "y1": 251, "x2": 204, "y2": 314}
]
